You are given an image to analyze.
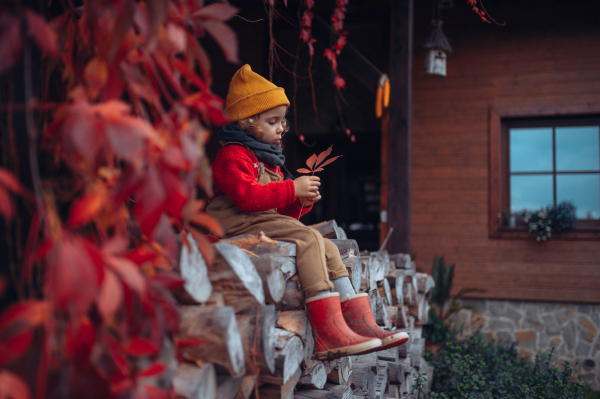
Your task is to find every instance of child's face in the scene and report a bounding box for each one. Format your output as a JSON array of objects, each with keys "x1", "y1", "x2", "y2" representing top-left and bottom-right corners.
[{"x1": 256, "y1": 105, "x2": 288, "y2": 147}]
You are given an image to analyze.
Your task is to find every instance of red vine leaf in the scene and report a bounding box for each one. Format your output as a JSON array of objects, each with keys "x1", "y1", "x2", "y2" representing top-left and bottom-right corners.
[
  {"x1": 176, "y1": 337, "x2": 207, "y2": 349},
  {"x1": 317, "y1": 155, "x2": 342, "y2": 168},
  {"x1": 202, "y1": 20, "x2": 239, "y2": 64},
  {"x1": 314, "y1": 167, "x2": 324, "y2": 172},
  {"x1": 141, "y1": 385, "x2": 170, "y2": 399},
  {"x1": 192, "y1": 3, "x2": 239, "y2": 21},
  {"x1": 315, "y1": 145, "x2": 333, "y2": 167},
  {"x1": 84, "y1": 57, "x2": 109, "y2": 97},
  {"x1": 24, "y1": 10, "x2": 58, "y2": 57},
  {"x1": 96, "y1": 269, "x2": 123, "y2": 322},
  {"x1": 0, "y1": 330, "x2": 32, "y2": 365},
  {"x1": 0, "y1": 168, "x2": 24, "y2": 195},
  {"x1": 0, "y1": 370, "x2": 31, "y2": 399},
  {"x1": 139, "y1": 362, "x2": 166, "y2": 377},
  {"x1": 124, "y1": 337, "x2": 158, "y2": 356},
  {"x1": 0, "y1": 188, "x2": 14, "y2": 221},
  {"x1": 296, "y1": 168, "x2": 311, "y2": 174},
  {"x1": 306, "y1": 154, "x2": 317, "y2": 169},
  {"x1": 68, "y1": 190, "x2": 105, "y2": 227}
]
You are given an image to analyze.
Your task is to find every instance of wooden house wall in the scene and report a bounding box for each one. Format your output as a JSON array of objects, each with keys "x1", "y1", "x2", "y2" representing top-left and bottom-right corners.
[{"x1": 410, "y1": 1, "x2": 600, "y2": 303}]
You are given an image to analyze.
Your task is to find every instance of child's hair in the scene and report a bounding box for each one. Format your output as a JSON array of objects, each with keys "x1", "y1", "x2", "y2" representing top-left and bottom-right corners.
[{"x1": 236, "y1": 114, "x2": 290, "y2": 142}]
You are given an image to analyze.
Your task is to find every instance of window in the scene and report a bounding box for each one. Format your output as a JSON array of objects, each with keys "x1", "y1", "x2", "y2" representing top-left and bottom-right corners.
[{"x1": 489, "y1": 105, "x2": 600, "y2": 239}]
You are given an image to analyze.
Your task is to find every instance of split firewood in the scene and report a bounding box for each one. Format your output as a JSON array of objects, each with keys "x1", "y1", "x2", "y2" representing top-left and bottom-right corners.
[
  {"x1": 352, "y1": 353, "x2": 378, "y2": 373},
  {"x1": 176, "y1": 231, "x2": 213, "y2": 304},
  {"x1": 276, "y1": 310, "x2": 314, "y2": 366},
  {"x1": 386, "y1": 269, "x2": 405, "y2": 307},
  {"x1": 368, "y1": 290, "x2": 378, "y2": 320},
  {"x1": 209, "y1": 242, "x2": 264, "y2": 313},
  {"x1": 297, "y1": 360, "x2": 327, "y2": 389},
  {"x1": 350, "y1": 364, "x2": 376, "y2": 399},
  {"x1": 409, "y1": 338, "x2": 424, "y2": 368},
  {"x1": 329, "y1": 239, "x2": 360, "y2": 259},
  {"x1": 374, "y1": 362, "x2": 389, "y2": 397},
  {"x1": 384, "y1": 384, "x2": 400, "y2": 399},
  {"x1": 224, "y1": 234, "x2": 297, "y2": 278},
  {"x1": 326, "y1": 356, "x2": 352, "y2": 386},
  {"x1": 386, "y1": 362, "x2": 405, "y2": 385},
  {"x1": 308, "y1": 220, "x2": 342, "y2": 239},
  {"x1": 217, "y1": 375, "x2": 244, "y2": 399},
  {"x1": 251, "y1": 255, "x2": 286, "y2": 304},
  {"x1": 342, "y1": 255, "x2": 362, "y2": 295},
  {"x1": 372, "y1": 250, "x2": 390, "y2": 279},
  {"x1": 377, "y1": 346, "x2": 399, "y2": 363},
  {"x1": 260, "y1": 329, "x2": 304, "y2": 385},
  {"x1": 258, "y1": 367, "x2": 301, "y2": 399},
  {"x1": 386, "y1": 306, "x2": 399, "y2": 330},
  {"x1": 178, "y1": 305, "x2": 246, "y2": 378},
  {"x1": 377, "y1": 278, "x2": 393, "y2": 310},
  {"x1": 388, "y1": 253, "x2": 411, "y2": 270},
  {"x1": 416, "y1": 272, "x2": 435, "y2": 295},
  {"x1": 375, "y1": 292, "x2": 392, "y2": 329},
  {"x1": 173, "y1": 363, "x2": 217, "y2": 399},
  {"x1": 236, "y1": 305, "x2": 277, "y2": 375},
  {"x1": 275, "y1": 276, "x2": 305, "y2": 312},
  {"x1": 295, "y1": 384, "x2": 353, "y2": 399},
  {"x1": 359, "y1": 257, "x2": 372, "y2": 293}
]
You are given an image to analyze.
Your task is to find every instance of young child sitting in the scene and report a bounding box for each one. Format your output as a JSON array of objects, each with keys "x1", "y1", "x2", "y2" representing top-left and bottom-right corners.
[{"x1": 207, "y1": 64, "x2": 408, "y2": 359}]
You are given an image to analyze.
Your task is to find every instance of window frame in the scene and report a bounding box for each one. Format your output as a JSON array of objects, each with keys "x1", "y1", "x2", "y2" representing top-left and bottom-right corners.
[{"x1": 489, "y1": 104, "x2": 600, "y2": 240}]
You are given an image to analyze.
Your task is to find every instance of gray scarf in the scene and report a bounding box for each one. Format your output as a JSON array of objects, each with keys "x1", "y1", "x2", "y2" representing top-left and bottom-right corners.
[{"x1": 218, "y1": 124, "x2": 285, "y2": 167}]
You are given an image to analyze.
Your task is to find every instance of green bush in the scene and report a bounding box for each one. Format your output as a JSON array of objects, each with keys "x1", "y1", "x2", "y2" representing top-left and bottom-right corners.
[{"x1": 418, "y1": 331, "x2": 587, "y2": 399}]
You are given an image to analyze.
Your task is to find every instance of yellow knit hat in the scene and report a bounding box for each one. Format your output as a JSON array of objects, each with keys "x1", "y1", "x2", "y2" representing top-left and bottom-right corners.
[{"x1": 225, "y1": 64, "x2": 290, "y2": 121}]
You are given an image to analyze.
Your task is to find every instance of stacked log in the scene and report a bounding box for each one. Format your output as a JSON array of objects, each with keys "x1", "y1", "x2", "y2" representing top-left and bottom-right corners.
[{"x1": 172, "y1": 221, "x2": 434, "y2": 399}]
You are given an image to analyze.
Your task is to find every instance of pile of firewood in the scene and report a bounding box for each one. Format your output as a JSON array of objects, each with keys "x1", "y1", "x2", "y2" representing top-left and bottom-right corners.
[{"x1": 172, "y1": 220, "x2": 435, "y2": 399}]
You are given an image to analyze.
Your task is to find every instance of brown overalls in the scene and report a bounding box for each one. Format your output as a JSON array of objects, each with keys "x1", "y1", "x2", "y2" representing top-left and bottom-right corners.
[{"x1": 206, "y1": 145, "x2": 348, "y2": 298}]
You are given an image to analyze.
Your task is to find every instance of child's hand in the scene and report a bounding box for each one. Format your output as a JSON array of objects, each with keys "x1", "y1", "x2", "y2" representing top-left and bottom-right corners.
[
  {"x1": 293, "y1": 176, "x2": 320, "y2": 198},
  {"x1": 300, "y1": 191, "x2": 321, "y2": 207}
]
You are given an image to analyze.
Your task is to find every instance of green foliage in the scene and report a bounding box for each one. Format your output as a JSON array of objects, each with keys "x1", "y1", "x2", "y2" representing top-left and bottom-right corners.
[
  {"x1": 419, "y1": 333, "x2": 587, "y2": 399},
  {"x1": 424, "y1": 256, "x2": 484, "y2": 343}
]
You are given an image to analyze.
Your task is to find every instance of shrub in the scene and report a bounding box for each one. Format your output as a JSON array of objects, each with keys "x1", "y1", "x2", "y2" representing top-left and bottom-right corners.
[{"x1": 420, "y1": 331, "x2": 587, "y2": 399}]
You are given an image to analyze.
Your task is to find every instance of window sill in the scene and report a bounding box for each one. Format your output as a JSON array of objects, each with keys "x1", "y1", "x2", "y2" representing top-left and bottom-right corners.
[{"x1": 491, "y1": 225, "x2": 600, "y2": 240}]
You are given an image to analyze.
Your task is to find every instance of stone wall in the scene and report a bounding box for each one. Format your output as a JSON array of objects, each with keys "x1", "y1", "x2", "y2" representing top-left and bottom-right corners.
[{"x1": 450, "y1": 299, "x2": 600, "y2": 390}]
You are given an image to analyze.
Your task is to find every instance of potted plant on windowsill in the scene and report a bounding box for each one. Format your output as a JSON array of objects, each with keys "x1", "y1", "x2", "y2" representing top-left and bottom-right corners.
[{"x1": 524, "y1": 201, "x2": 577, "y2": 241}]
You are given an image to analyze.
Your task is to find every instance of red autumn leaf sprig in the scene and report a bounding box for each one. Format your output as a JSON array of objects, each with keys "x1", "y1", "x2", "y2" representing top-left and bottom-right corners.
[
  {"x1": 324, "y1": 0, "x2": 349, "y2": 90},
  {"x1": 296, "y1": 145, "x2": 342, "y2": 219},
  {"x1": 467, "y1": 0, "x2": 505, "y2": 25}
]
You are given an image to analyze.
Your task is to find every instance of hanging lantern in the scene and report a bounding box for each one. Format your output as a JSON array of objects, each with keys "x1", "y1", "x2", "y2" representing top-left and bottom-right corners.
[{"x1": 424, "y1": 20, "x2": 452, "y2": 76}]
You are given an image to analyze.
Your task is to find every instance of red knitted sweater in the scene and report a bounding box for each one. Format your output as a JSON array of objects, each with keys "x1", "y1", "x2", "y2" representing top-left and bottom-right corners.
[{"x1": 211, "y1": 145, "x2": 312, "y2": 217}]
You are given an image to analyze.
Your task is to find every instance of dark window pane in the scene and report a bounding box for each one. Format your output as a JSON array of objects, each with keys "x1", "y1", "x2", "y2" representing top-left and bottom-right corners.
[
  {"x1": 510, "y1": 175, "x2": 553, "y2": 213},
  {"x1": 556, "y1": 126, "x2": 600, "y2": 172},
  {"x1": 556, "y1": 174, "x2": 600, "y2": 220},
  {"x1": 510, "y1": 128, "x2": 553, "y2": 172}
]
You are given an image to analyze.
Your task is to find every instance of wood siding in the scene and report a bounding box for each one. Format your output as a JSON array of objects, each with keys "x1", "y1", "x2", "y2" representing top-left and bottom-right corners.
[{"x1": 410, "y1": 2, "x2": 600, "y2": 303}]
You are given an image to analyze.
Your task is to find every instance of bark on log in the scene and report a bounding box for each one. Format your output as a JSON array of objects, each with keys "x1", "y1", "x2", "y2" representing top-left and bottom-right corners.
[
  {"x1": 260, "y1": 329, "x2": 304, "y2": 385},
  {"x1": 251, "y1": 255, "x2": 286, "y2": 304},
  {"x1": 372, "y1": 250, "x2": 390, "y2": 279},
  {"x1": 223, "y1": 234, "x2": 297, "y2": 279},
  {"x1": 359, "y1": 257, "x2": 371, "y2": 293},
  {"x1": 386, "y1": 269, "x2": 405, "y2": 307},
  {"x1": 210, "y1": 242, "x2": 264, "y2": 313},
  {"x1": 257, "y1": 367, "x2": 301, "y2": 399},
  {"x1": 177, "y1": 231, "x2": 213, "y2": 304},
  {"x1": 297, "y1": 361, "x2": 327, "y2": 389},
  {"x1": 275, "y1": 276, "x2": 305, "y2": 312},
  {"x1": 178, "y1": 305, "x2": 246, "y2": 377},
  {"x1": 388, "y1": 254, "x2": 411, "y2": 270},
  {"x1": 173, "y1": 363, "x2": 217, "y2": 399},
  {"x1": 326, "y1": 356, "x2": 352, "y2": 386},
  {"x1": 217, "y1": 376, "x2": 244, "y2": 399},
  {"x1": 342, "y1": 256, "x2": 362, "y2": 295},
  {"x1": 329, "y1": 239, "x2": 360, "y2": 259},
  {"x1": 308, "y1": 220, "x2": 341, "y2": 239},
  {"x1": 276, "y1": 310, "x2": 314, "y2": 366},
  {"x1": 235, "y1": 376, "x2": 256, "y2": 399},
  {"x1": 236, "y1": 305, "x2": 277, "y2": 375}
]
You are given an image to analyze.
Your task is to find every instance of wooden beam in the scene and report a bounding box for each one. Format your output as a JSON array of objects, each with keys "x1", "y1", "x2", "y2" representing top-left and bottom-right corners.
[{"x1": 384, "y1": 0, "x2": 413, "y2": 254}]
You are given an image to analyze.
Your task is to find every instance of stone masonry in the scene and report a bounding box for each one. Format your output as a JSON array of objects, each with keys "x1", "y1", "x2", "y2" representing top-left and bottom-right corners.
[{"x1": 449, "y1": 299, "x2": 600, "y2": 390}]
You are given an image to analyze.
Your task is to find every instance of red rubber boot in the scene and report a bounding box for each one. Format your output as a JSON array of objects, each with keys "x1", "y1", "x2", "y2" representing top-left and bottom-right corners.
[
  {"x1": 340, "y1": 293, "x2": 409, "y2": 352},
  {"x1": 305, "y1": 293, "x2": 382, "y2": 360}
]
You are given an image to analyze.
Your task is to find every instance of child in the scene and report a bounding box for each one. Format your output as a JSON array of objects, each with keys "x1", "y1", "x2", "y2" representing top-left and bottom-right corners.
[{"x1": 207, "y1": 64, "x2": 407, "y2": 359}]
